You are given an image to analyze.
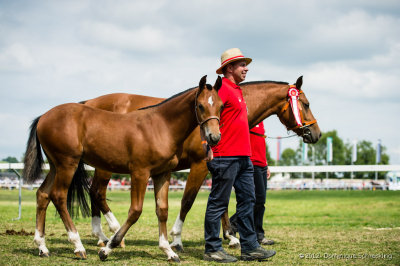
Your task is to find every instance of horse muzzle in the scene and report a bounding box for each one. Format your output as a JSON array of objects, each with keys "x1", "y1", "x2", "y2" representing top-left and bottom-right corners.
[
  {"x1": 206, "y1": 132, "x2": 221, "y2": 147},
  {"x1": 302, "y1": 127, "x2": 321, "y2": 144}
]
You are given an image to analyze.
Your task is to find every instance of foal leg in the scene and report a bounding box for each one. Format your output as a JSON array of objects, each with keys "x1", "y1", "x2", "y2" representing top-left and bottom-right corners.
[
  {"x1": 90, "y1": 169, "x2": 124, "y2": 247},
  {"x1": 153, "y1": 172, "x2": 180, "y2": 262},
  {"x1": 221, "y1": 209, "x2": 240, "y2": 249},
  {"x1": 50, "y1": 166, "x2": 87, "y2": 259},
  {"x1": 99, "y1": 170, "x2": 149, "y2": 261},
  {"x1": 170, "y1": 161, "x2": 208, "y2": 251},
  {"x1": 34, "y1": 168, "x2": 55, "y2": 257}
]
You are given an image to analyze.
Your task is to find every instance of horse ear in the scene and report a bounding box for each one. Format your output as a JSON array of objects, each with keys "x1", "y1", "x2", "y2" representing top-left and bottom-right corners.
[
  {"x1": 199, "y1": 75, "x2": 207, "y2": 93},
  {"x1": 295, "y1": 76, "x2": 303, "y2": 90},
  {"x1": 214, "y1": 76, "x2": 222, "y2": 91}
]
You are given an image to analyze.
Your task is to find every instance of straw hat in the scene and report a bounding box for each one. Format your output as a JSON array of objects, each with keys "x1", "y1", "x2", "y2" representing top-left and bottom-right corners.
[{"x1": 216, "y1": 48, "x2": 252, "y2": 74}]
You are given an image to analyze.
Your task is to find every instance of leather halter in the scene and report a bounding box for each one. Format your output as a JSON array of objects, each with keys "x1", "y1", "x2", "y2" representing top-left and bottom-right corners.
[
  {"x1": 195, "y1": 88, "x2": 220, "y2": 127},
  {"x1": 280, "y1": 87, "x2": 317, "y2": 131}
]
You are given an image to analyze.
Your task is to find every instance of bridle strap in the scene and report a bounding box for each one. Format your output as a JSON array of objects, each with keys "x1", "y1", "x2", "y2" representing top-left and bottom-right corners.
[
  {"x1": 199, "y1": 116, "x2": 220, "y2": 127},
  {"x1": 250, "y1": 131, "x2": 267, "y2": 138},
  {"x1": 280, "y1": 87, "x2": 317, "y2": 131}
]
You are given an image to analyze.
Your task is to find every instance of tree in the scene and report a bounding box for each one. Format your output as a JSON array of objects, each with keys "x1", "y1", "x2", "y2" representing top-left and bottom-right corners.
[
  {"x1": 312, "y1": 130, "x2": 346, "y2": 166},
  {"x1": 2, "y1": 156, "x2": 19, "y2": 163},
  {"x1": 344, "y1": 140, "x2": 389, "y2": 179},
  {"x1": 280, "y1": 148, "x2": 298, "y2": 166},
  {"x1": 265, "y1": 142, "x2": 275, "y2": 166}
]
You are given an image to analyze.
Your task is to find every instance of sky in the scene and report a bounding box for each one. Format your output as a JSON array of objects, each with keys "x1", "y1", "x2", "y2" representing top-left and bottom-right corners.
[{"x1": 0, "y1": 0, "x2": 399, "y2": 164}]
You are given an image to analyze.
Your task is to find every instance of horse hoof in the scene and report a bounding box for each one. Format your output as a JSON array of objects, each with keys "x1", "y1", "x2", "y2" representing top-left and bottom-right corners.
[
  {"x1": 74, "y1": 251, "x2": 87, "y2": 260},
  {"x1": 228, "y1": 243, "x2": 240, "y2": 249},
  {"x1": 168, "y1": 256, "x2": 180, "y2": 263},
  {"x1": 39, "y1": 251, "x2": 50, "y2": 257},
  {"x1": 98, "y1": 249, "x2": 108, "y2": 261},
  {"x1": 120, "y1": 239, "x2": 125, "y2": 248},
  {"x1": 98, "y1": 242, "x2": 106, "y2": 247},
  {"x1": 171, "y1": 244, "x2": 184, "y2": 253}
]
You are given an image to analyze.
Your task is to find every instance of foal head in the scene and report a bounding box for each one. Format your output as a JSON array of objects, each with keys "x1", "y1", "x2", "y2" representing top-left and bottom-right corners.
[
  {"x1": 278, "y1": 76, "x2": 321, "y2": 143},
  {"x1": 196, "y1": 75, "x2": 223, "y2": 146}
]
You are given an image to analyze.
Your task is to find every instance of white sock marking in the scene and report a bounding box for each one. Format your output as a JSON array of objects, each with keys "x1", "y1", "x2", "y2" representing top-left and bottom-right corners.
[
  {"x1": 170, "y1": 215, "x2": 184, "y2": 248},
  {"x1": 225, "y1": 230, "x2": 240, "y2": 247},
  {"x1": 34, "y1": 229, "x2": 49, "y2": 255},
  {"x1": 92, "y1": 216, "x2": 109, "y2": 243},
  {"x1": 159, "y1": 234, "x2": 178, "y2": 260},
  {"x1": 68, "y1": 231, "x2": 85, "y2": 253},
  {"x1": 104, "y1": 212, "x2": 121, "y2": 233}
]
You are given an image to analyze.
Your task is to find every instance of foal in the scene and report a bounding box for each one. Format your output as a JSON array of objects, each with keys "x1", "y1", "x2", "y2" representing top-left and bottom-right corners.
[{"x1": 23, "y1": 76, "x2": 223, "y2": 262}]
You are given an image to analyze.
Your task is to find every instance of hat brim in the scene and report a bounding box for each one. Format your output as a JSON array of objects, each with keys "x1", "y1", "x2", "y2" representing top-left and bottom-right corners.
[{"x1": 216, "y1": 57, "x2": 252, "y2": 74}]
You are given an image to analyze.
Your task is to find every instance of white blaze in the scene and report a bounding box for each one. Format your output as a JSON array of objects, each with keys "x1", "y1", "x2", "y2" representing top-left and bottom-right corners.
[{"x1": 208, "y1": 96, "x2": 214, "y2": 106}]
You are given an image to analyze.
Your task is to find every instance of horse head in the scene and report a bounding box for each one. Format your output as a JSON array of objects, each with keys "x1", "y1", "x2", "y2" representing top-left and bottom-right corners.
[
  {"x1": 196, "y1": 75, "x2": 223, "y2": 146},
  {"x1": 277, "y1": 76, "x2": 321, "y2": 143}
]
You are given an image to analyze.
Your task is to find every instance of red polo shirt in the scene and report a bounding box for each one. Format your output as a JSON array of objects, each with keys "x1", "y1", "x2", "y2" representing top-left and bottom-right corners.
[
  {"x1": 250, "y1": 122, "x2": 268, "y2": 167},
  {"x1": 211, "y1": 78, "x2": 251, "y2": 157}
]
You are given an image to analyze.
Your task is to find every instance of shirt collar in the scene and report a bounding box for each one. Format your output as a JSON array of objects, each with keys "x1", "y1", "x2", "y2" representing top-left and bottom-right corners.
[{"x1": 222, "y1": 77, "x2": 241, "y2": 89}]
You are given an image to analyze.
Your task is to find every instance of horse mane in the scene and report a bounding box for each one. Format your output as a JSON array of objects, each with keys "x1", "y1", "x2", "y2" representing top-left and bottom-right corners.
[
  {"x1": 139, "y1": 86, "x2": 196, "y2": 110},
  {"x1": 138, "y1": 84, "x2": 212, "y2": 110},
  {"x1": 139, "y1": 81, "x2": 285, "y2": 110},
  {"x1": 241, "y1": 80, "x2": 289, "y2": 86}
]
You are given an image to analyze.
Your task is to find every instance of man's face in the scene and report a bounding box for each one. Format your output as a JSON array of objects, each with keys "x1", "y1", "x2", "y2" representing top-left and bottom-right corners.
[{"x1": 229, "y1": 60, "x2": 248, "y2": 83}]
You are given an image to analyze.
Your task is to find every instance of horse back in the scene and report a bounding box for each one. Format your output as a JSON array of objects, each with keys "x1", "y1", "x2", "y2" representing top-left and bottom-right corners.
[{"x1": 83, "y1": 93, "x2": 164, "y2": 114}]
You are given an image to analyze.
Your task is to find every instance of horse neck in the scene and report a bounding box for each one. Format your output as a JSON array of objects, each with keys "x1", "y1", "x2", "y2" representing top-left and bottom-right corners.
[
  {"x1": 242, "y1": 82, "x2": 289, "y2": 128},
  {"x1": 155, "y1": 89, "x2": 199, "y2": 144}
]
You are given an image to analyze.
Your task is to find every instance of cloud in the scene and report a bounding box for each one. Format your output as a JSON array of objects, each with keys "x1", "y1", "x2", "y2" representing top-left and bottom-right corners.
[
  {"x1": 1, "y1": 0, "x2": 400, "y2": 163},
  {"x1": 79, "y1": 21, "x2": 182, "y2": 53},
  {"x1": 0, "y1": 43, "x2": 34, "y2": 71},
  {"x1": 305, "y1": 62, "x2": 400, "y2": 100}
]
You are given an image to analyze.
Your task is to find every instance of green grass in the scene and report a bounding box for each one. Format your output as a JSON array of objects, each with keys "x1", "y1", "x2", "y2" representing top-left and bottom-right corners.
[{"x1": 0, "y1": 189, "x2": 399, "y2": 265}]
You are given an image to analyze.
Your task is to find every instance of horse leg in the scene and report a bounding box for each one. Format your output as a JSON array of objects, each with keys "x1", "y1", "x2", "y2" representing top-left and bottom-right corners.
[
  {"x1": 50, "y1": 165, "x2": 87, "y2": 259},
  {"x1": 153, "y1": 172, "x2": 180, "y2": 262},
  {"x1": 34, "y1": 168, "x2": 55, "y2": 257},
  {"x1": 90, "y1": 169, "x2": 124, "y2": 247},
  {"x1": 170, "y1": 161, "x2": 208, "y2": 252},
  {"x1": 90, "y1": 169, "x2": 111, "y2": 246},
  {"x1": 99, "y1": 170, "x2": 149, "y2": 261},
  {"x1": 221, "y1": 209, "x2": 240, "y2": 249}
]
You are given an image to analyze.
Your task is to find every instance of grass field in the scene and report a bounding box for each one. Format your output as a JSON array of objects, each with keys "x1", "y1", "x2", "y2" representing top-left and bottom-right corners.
[{"x1": 0, "y1": 189, "x2": 399, "y2": 265}]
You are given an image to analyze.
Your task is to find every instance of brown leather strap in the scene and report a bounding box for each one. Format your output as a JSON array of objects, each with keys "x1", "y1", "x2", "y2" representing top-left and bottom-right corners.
[{"x1": 250, "y1": 131, "x2": 266, "y2": 138}]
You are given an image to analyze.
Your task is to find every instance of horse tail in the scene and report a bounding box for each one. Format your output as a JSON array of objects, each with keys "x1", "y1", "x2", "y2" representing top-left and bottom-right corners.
[
  {"x1": 67, "y1": 160, "x2": 91, "y2": 218},
  {"x1": 23, "y1": 116, "x2": 44, "y2": 184}
]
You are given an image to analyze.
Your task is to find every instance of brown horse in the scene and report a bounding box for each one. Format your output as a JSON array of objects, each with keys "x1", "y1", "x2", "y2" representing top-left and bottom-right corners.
[
  {"x1": 22, "y1": 75, "x2": 223, "y2": 262},
  {"x1": 83, "y1": 76, "x2": 321, "y2": 250}
]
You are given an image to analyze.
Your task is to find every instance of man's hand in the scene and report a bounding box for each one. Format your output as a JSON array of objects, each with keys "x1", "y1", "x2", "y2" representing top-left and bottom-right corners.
[
  {"x1": 202, "y1": 142, "x2": 214, "y2": 162},
  {"x1": 267, "y1": 167, "x2": 271, "y2": 179}
]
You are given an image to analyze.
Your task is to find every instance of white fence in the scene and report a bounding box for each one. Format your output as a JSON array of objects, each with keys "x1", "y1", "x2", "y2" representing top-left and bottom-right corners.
[
  {"x1": 2, "y1": 163, "x2": 400, "y2": 172},
  {"x1": 1, "y1": 163, "x2": 400, "y2": 191}
]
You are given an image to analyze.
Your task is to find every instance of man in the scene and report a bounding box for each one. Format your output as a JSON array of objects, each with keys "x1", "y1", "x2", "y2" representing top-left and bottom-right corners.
[
  {"x1": 203, "y1": 48, "x2": 276, "y2": 262},
  {"x1": 230, "y1": 121, "x2": 275, "y2": 246}
]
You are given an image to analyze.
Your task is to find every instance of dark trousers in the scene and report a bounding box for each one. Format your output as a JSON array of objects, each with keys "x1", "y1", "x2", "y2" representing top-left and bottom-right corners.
[
  {"x1": 204, "y1": 157, "x2": 259, "y2": 253},
  {"x1": 231, "y1": 165, "x2": 268, "y2": 241}
]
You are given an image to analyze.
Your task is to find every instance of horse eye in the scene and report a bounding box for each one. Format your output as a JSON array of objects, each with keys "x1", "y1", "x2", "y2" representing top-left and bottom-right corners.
[
  {"x1": 304, "y1": 103, "x2": 310, "y2": 108},
  {"x1": 198, "y1": 104, "x2": 205, "y2": 112}
]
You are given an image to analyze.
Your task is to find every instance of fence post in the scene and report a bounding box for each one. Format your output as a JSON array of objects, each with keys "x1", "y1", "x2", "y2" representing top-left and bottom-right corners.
[{"x1": 11, "y1": 169, "x2": 22, "y2": 221}]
